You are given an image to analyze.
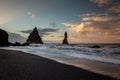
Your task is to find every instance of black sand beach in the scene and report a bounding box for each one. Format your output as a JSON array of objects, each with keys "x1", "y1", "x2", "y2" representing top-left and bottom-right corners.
[{"x1": 0, "y1": 49, "x2": 118, "y2": 80}]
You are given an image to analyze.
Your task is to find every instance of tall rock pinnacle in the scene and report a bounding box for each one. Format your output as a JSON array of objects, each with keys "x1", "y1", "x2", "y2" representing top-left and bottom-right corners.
[
  {"x1": 26, "y1": 27, "x2": 43, "y2": 44},
  {"x1": 63, "y1": 32, "x2": 69, "y2": 44}
]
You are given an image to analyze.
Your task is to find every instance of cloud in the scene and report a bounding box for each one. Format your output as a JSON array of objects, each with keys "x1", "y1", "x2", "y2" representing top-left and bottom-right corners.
[
  {"x1": 21, "y1": 28, "x2": 60, "y2": 37},
  {"x1": 50, "y1": 35, "x2": 55, "y2": 37},
  {"x1": 108, "y1": 1, "x2": 120, "y2": 13},
  {"x1": 39, "y1": 28, "x2": 59, "y2": 32},
  {"x1": 39, "y1": 28, "x2": 60, "y2": 37},
  {"x1": 62, "y1": 12, "x2": 120, "y2": 43},
  {"x1": 21, "y1": 30, "x2": 32, "y2": 33},
  {"x1": 63, "y1": 22, "x2": 92, "y2": 35},
  {"x1": 82, "y1": 16, "x2": 112, "y2": 22},
  {"x1": 49, "y1": 21, "x2": 56, "y2": 27},
  {"x1": 90, "y1": 0, "x2": 112, "y2": 7},
  {"x1": 62, "y1": 0, "x2": 120, "y2": 42},
  {"x1": 81, "y1": 13, "x2": 120, "y2": 22},
  {"x1": 62, "y1": 23, "x2": 78, "y2": 28},
  {"x1": 8, "y1": 33, "x2": 26, "y2": 43},
  {"x1": 27, "y1": 12, "x2": 36, "y2": 19},
  {"x1": 63, "y1": 21, "x2": 120, "y2": 37},
  {"x1": 61, "y1": 0, "x2": 120, "y2": 43},
  {"x1": 91, "y1": 0, "x2": 120, "y2": 14},
  {"x1": 57, "y1": 36, "x2": 64, "y2": 38}
]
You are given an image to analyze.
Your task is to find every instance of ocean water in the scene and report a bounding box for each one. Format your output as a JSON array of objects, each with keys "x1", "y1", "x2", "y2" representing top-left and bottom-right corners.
[
  {"x1": 3, "y1": 43, "x2": 120, "y2": 64},
  {"x1": 1, "y1": 43, "x2": 120, "y2": 79}
]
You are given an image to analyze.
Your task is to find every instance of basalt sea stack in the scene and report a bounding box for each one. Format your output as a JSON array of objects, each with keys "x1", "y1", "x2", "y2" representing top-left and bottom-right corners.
[
  {"x1": 0, "y1": 29, "x2": 9, "y2": 46},
  {"x1": 63, "y1": 32, "x2": 69, "y2": 44},
  {"x1": 26, "y1": 27, "x2": 43, "y2": 44}
]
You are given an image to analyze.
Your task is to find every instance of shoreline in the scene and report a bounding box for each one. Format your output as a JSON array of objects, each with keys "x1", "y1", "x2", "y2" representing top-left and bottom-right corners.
[
  {"x1": 0, "y1": 49, "x2": 119, "y2": 80},
  {"x1": 2, "y1": 47, "x2": 120, "y2": 79}
]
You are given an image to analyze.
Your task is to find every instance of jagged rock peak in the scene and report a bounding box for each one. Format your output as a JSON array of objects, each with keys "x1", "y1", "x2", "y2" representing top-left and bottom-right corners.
[
  {"x1": 32, "y1": 27, "x2": 38, "y2": 34},
  {"x1": 63, "y1": 31, "x2": 69, "y2": 44},
  {"x1": 26, "y1": 27, "x2": 43, "y2": 44}
]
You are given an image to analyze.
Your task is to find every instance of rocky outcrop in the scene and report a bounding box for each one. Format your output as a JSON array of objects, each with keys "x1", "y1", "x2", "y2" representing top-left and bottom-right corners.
[
  {"x1": 63, "y1": 32, "x2": 69, "y2": 44},
  {"x1": 26, "y1": 27, "x2": 43, "y2": 44},
  {"x1": 90, "y1": 45, "x2": 101, "y2": 48},
  {"x1": 14, "y1": 42, "x2": 21, "y2": 46},
  {"x1": 0, "y1": 29, "x2": 9, "y2": 46}
]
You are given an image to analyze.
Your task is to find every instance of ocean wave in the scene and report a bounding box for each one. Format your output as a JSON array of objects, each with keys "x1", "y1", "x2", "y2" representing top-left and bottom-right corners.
[{"x1": 1, "y1": 44, "x2": 120, "y2": 64}]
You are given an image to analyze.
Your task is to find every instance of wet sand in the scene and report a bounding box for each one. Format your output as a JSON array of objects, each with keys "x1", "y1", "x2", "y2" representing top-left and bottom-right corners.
[{"x1": 0, "y1": 49, "x2": 118, "y2": 80}]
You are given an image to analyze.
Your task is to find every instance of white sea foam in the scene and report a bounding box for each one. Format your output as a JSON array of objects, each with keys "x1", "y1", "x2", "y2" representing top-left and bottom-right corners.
[
  {"x1": 1, "y1": 44, "x2": 120, "y2": 64},
  {"x1": 1, "y1": 44, "x2": 120, "y2": 79}
]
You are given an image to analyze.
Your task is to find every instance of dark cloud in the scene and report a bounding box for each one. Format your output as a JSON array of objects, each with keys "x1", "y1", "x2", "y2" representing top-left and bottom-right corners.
[
  {"x1": 40, "y1": 32, "x2": 51, "y2": 37},
  {"x1": 20, "y1": 28, "x2": 60, "y2": 37},
  {"x1": 39, "y1": 28, "x2": 59, "y2": 32},
  {"x1": 90, "y1": 0, "x2": 113, "y2": 7},
  {"x1": 91, "y1": 0, "x2": 120, "y2": 14},
  {"x1": 108, "y1": 1, "x2": 120, "y2": 13},
  {"x1": 20, "y1": 30, "x2": 32, "y2": 33}
]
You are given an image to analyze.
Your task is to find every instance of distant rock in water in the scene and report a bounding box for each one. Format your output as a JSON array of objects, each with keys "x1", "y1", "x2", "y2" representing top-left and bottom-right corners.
[
  {"x1": 63, "y1": 32, "x2": 69, "y2": 44},
  {"x1": 91, "y1": 45, "x2": 101, "y2": 48},
  {"x1": 14, "y1": 42, "x2": 21, "y2": 46},
  {"x1": 0, "y1": 29, "x2": 9, "y2": 46},
  {"x1": 22, "y1": 42, "x2": 29, "y2": 46},
  {"x1": 26, "y1": 27, "x2": 43, "y2": 44}
]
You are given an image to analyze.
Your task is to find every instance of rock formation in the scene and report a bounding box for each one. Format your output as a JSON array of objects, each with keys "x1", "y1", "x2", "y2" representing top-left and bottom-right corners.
[
  {"x1": 63, "y1": 32, "x2": 69, "y2": 44},
  {"x1": 0, "y1": 29, "x2": 9, "y2": 46},
  {"x1": 14, "y1": 42, "x2": 21, "y2": 46},
  {"x1": 90, "y1": 45, "x2": 101, "y2": 48},
  {"x1": 26, "y1": 27, "x2": 43, "y2": 44}
]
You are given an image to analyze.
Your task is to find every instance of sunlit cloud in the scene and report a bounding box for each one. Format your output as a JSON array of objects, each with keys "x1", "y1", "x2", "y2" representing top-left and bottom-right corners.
[
  {"x1": 62, "y1": 23, "x2": 78, "y2": 28},
  {"x1": 82, "y1": 16, "x2": 112, "y2": 22},
  {"x1": 63, "y1": 12, "x2": 120, "y2": 43},
  {"x1": 63, "y1": 22, "x2": 94, "y2": 35},
  {"x1": 81, "y1": 13, "x2": 120, "y2": 22}
]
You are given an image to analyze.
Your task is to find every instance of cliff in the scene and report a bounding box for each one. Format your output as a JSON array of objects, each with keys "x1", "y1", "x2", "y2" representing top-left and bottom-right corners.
[{"x1": 0, "y1": 29, "x2": 9, "y2": 46}]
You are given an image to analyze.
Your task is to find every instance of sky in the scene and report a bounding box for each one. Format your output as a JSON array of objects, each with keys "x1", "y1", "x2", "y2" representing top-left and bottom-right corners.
[{"x1": 0, "y1": 0, "x2": 120, "y2": 43}]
